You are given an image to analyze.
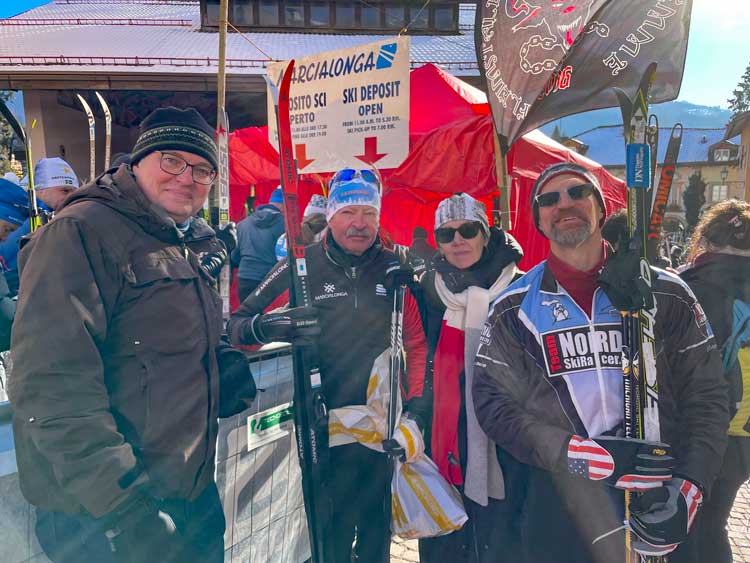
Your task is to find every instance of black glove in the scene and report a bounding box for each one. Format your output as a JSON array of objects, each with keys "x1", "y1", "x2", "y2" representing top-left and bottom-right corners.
[
  {"x1": 251, "y1": 306, "x2": 320, "y2": 345},
  {"x1": 216, "y1": 342, "x2": 257, "y2": 418},
  {"x1": 565, "y1": 435, "x2": 674, "y2": 491},
  {"x1": 200, "y1": 249, "x2": 228, "y2": 280},
  {"x1": 597, "y1": 240, "x2": 654, "y2": 312},
  {"x1": 384, "y1": 265, "x2": 415, "y2": 293},
  {"x1": 382, "y1": 438, "x2": 406, "y2": 461},
  {"x1": 216, "y1": 222, "x2": 238, "y2": 254},
  {"x1": 629, "y1": 477, "x2": 703, "y2": 556},
  {"x1": 101, "y1": 491, "x2": 182, "y2": 562}
]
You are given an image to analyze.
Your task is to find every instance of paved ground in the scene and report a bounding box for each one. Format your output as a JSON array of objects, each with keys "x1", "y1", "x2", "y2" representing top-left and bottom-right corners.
[{"x1": 391, "y1": 482, "x2": 750, "y2": 562}]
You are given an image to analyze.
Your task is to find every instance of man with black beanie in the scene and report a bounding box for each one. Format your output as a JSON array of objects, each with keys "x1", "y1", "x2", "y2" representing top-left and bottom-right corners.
[
  {"x1": 472, "y1": 162, "x2": 729, "y2": 562},
  {"x1": 8, "y1": 107, "x2": 256, "y2": 563}
]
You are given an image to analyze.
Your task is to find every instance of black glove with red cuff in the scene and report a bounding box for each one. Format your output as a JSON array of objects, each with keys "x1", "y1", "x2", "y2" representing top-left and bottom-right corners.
[
  {"x1": 629, "y1": 477, "x2": 703, "y2": 557},
  {"x1": 250, "y1": 306, "x2": 320, "y2": 346}
]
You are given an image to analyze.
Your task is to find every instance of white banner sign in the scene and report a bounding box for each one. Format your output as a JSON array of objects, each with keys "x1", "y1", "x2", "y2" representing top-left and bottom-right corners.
[{"x1": 267, "y1": 37, "x2": 410, "y2": 173}]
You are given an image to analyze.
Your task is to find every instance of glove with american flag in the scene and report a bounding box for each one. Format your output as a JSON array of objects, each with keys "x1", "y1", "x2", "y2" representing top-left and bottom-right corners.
[
  {"x1": 629, "y1": 477, "x2": 703, "y2": 556},
  {"x1": 565, "y1": 435, "x2": 674, "y2": 491}
]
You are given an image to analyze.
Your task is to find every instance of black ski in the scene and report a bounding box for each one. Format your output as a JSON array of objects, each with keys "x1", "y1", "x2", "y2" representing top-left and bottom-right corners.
[
  {"x1": 615, "y1": 62, "x2": 663, "y2": 563},
  {"x1": 646, "y1": 124, "x2": 683, "y2": 263},
  {"x1": 266, "y1": 61, "x2": 331, "y2": 563},
  {"x1": 0, "y1": 99, "x2": 41, "y2": 232}
]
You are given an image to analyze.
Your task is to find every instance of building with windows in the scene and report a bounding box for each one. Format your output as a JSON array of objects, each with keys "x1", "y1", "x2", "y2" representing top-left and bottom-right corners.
[
  {"x1": 0, "y1": 0, "x2": 479, "y2": 181},
  {"x1": 562, "y1": 125, "x2": 745, "y2": 232}
]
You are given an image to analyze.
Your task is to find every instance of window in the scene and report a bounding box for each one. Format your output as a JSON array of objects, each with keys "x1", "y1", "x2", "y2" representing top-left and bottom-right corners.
[
  {"x1": 434, "y1": 5, "x2": 455, "y2": 30},
  {"x1": 205, "y1": 0, "x2": 220, "y2": 25},
  {"x1": 200, "y1": 0, "x2": 461, "y2": 33},
  {"x1": 384, "y1": 5, "x2": 405, "y2": 29},
  {"x1": 409, "y1": 6, "x2": 429, "y2": 29},
  {"x1": 310, "y1": 2, "x2": 330, "y2": 25},
  {"x1": 361, "y1": 5, "x2": 381, "y2": 28},
  {"x1": 714, "y1": 148, "x2": 730, "y2": 162},
  {"x1": 234, "y1": 0, "x2": 255, "y2": 25},
  {"x1": 712, "y1": 184, "x2": 728, "y2": 202},
  {"x1": 285, "y1": 0, "x2": 305, "y2": 25},
  {"x1": 335, "y1": 3, "x2": 355, "y2": 26},
  {"x1": 259, "y1": 1, "x2": 279, "y2": 25}
]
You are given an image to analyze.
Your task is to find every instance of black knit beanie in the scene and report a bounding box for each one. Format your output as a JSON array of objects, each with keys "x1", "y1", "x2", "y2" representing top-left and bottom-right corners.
[
  {"x1": 530, "y1": 162, "x2": 607, "y2": 236},
  {"x1": 130, "y1": 107, "x2": 217, "y2": 170}
]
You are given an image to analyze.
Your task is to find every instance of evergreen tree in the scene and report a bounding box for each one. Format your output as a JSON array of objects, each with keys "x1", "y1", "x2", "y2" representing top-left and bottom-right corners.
[
  {"x1": 728, "y1": 60, "x2": 750, "y2": 117},
  {"x1": 683, "y1": 171, "x2": 706, "y2": 233}
]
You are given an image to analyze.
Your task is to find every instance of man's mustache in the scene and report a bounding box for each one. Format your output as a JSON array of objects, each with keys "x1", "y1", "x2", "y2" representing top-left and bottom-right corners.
[
  {"x1": 553, "y1": 211, "x2": 588, "y2": 223},
  {"x1": 346, "y1": 227, "x2": 371, "y2": 237}
]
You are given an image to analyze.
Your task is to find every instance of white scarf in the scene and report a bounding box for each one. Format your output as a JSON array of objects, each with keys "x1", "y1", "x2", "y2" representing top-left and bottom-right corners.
[{"x1": 434, "y1": 262, "x2": 517, "y2": 506}]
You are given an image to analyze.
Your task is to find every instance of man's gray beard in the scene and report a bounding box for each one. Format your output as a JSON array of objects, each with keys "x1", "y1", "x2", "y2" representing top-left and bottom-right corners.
[{"x1": 548, "y1": 219, "x2": 594, "y2": 247}]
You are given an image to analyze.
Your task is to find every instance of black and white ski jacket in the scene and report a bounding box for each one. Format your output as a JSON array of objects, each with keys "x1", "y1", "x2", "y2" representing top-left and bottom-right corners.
[{"x1": 473, "y1": 259, "x2": 729, "y2": 493}]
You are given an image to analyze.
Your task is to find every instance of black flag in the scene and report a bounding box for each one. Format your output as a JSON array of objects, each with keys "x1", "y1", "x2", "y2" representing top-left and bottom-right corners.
[{"x1": 476, "y1": 0, "x2": 693, "y2": 148}]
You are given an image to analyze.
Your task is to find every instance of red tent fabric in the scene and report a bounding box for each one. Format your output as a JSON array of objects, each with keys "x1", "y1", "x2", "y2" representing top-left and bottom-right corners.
[{"x1": 227, "y1": 64, "x2": 626, "y2": 275}]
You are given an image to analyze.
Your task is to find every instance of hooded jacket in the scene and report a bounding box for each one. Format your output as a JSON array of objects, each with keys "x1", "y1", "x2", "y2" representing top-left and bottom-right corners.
[
  {"x1": 681, "y1": 253, "x2": 750, "y2": 425},
  {"x1": 231, "y1": 204, "x2": 285, "y2": 281},
  {"x1": 8, "y1": 165, "x2": 224, "y2": 517}
]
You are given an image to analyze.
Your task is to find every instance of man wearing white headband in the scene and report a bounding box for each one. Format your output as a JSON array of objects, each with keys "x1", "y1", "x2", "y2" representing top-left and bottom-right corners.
[{"x1": 229, "y1": 168, "x2": 428, "y2": 563}]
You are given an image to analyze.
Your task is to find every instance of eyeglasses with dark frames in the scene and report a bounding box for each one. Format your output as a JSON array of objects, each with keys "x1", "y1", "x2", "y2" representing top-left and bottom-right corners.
[{"x1": 158, "y1": 151, "x2": 216, "y2": 185}]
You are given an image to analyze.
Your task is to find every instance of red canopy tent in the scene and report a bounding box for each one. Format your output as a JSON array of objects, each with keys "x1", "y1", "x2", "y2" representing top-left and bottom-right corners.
[{"x1": 228, "y1": 64, "x2": 625, "y2": 272}]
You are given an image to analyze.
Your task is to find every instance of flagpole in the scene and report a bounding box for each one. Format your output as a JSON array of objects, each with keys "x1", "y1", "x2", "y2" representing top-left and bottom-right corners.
[{"x1": 492, "y1": 131, "x2": 512, "y2": 231}]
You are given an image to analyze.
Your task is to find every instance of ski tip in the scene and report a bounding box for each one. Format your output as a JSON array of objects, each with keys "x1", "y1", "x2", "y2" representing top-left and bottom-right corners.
[{"x1": 671, "y1": 123, "x2": 684, "y2": 138}]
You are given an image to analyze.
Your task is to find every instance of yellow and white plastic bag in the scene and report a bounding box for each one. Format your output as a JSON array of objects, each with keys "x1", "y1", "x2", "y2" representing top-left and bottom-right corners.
[{"x1": 328, "y1": 348, "x2": 467, "y2": 537}]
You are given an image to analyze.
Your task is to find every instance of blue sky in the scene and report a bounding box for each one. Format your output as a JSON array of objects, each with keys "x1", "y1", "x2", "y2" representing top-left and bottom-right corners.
[
  {"x1": 679, "y1": 0, "x2": 750, "y2": 108},
  {"x1": 0, "y1": 0, "x2": 48, "y2": 19},
  {"x1": 1, "y1": 0, "x2": 748, "y2": 108}
]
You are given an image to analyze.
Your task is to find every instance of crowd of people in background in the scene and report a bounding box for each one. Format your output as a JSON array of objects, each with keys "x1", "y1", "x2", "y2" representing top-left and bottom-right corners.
[{"x1": 0, "y1": 103, "x2": 748, "y2": 563}]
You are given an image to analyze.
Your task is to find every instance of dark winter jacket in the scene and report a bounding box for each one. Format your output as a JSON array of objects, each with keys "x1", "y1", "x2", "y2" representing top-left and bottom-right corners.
[
  {"x1": 472, "y1": 260, "x2": 729, "y2": 561},
  {"x1": 681, "y1": 253, "x2": 750, "y2": 427},
  {"x1": 8, "y1": 166, "x2": 226, "y2": 518},
  {"x1": 228, "y1": 232, "x2": 429, "y2": 415},
  {"x1": 231, "y1": 204, "x2": 285, "y2": 281},
  {"x1": 409, "y1": 237, "x2": 436, "y2": 263}
]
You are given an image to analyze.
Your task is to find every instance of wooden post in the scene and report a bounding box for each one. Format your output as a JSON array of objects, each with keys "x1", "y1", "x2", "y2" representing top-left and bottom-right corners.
[{"x1": 492, "y1": 131, "x2": 512, "y2": 231}]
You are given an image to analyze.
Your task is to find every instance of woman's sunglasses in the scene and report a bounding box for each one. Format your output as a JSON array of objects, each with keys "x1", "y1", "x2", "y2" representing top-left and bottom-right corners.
[
  {"x1": 435, "y1": 221, "x2": 483, "y2": 244},
  {"x1": 535, "y1": 183, "x2": 595, "y2": 208}
]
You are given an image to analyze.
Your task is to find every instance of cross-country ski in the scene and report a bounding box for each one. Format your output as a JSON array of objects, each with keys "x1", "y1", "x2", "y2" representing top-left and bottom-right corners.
[{"x1": 1, "y1": 1, "x2": 749, "y2": 563}]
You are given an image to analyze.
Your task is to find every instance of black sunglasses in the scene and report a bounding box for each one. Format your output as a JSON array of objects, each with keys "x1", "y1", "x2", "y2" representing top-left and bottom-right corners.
[
  {"x1": 535, "y1": 183, "x2": 595, "y2": 208},
  {"x1": 435, "y1": 221, "x2": 483, "y2": 244}
]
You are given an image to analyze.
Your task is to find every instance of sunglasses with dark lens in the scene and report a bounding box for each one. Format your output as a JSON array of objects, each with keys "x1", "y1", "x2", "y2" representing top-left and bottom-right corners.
[
  {"x1": 535, "y1": 183, "x2": 595, "y2": 208},
  {"x1": 435, "y1": 221, "x2": 483, "y2": 244},
  {"x1": 329, "y1": 168, "x2": 380, "y2": 189}
]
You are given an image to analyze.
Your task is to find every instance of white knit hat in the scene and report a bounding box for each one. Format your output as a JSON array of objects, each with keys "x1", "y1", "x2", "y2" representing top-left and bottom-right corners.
[
  {"x1": 434, "y1": 193, "x2": 490, "y2": 238},
  {"x1": 33, "y1": 157, "x2": 80, "y2": 190},
  {"x1": 304, "y1": 194, "x2": 327, "y2": 217}
]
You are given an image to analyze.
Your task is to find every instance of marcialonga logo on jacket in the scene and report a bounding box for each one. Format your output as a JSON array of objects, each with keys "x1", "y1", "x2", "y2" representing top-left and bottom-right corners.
[
  {"x1": 542, "y1": 323, "x2": 623, "y2": 377},
  {"x1": 315, "y1": 281, "x2": 348, "y2": 301}
]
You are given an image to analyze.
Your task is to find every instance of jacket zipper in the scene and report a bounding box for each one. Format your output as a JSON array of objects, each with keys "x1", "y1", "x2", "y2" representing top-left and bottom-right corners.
[{"x1": 349, "y1": 266, "x2": 359, "y2": 309}]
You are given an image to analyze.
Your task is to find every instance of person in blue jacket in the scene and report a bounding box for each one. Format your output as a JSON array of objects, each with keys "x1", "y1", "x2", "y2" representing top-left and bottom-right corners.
[
  {"x1": 231, "y1": 186, "x2": 285, "y2": 301},
  {"x1": 0, "y1": 157, "x2": 79, "y2": 294}
]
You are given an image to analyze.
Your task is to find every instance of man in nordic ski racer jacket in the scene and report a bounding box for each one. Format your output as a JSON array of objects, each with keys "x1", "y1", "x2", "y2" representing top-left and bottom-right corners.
[
  {"x1": 472, "y1": 163, "x2": 729, "y2": 563},
  {"x1": 228, "y1": 169, "x2": 428, "y2": 563}
]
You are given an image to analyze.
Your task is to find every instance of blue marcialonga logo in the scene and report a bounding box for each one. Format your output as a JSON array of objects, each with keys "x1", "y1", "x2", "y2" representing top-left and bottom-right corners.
[{"x1": 376, "y1": 43, "x2": 398, "y2": 69}]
